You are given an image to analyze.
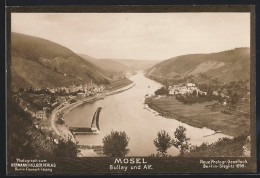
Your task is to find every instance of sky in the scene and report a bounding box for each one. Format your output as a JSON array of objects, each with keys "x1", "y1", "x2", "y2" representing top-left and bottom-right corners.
[{"x1": 11, "y1": 13, "x2": 250, "y2": 60}]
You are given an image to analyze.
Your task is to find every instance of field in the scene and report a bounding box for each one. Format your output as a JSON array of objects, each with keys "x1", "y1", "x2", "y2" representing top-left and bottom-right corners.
[{"x1": 145, "y1": 96, "x2": 250, "y2": 137}]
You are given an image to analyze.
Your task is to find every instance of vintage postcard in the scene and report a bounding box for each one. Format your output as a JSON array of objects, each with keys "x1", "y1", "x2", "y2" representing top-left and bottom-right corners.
[{"x1": 6, "y1": 5, "x2": 256, "y2": 174}]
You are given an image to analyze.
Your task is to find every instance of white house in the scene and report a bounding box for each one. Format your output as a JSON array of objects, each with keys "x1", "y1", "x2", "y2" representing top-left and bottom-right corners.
[
  {"x1": 77, "y1": 92, "x2": 85, "y2": 99},
  {"x1": 213, "y1": 91, "x2": 219, "y2": 96},
  {"x1": 35, "y1": 110, "x2": 47, "y2": 120},
  {"x1": 186, "y1": 83, "x2": 195, "y2": 87},
  {"x1": 54, "y1": 139, "x2": 59, "y2": 144}
]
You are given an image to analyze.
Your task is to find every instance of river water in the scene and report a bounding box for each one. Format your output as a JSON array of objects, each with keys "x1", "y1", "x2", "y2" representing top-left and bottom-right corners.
[{"x1": 65, "y1": 72, "x2": 231, "y2": 156}]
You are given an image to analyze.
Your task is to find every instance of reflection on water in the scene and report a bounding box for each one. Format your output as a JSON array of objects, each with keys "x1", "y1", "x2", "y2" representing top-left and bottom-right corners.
[{"x1": 65, "y1": 72, "x2": 231, "y2": 156}]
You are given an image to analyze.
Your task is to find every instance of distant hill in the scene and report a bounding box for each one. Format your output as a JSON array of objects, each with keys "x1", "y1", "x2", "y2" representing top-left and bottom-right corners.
[
  {"x1": 79, "y1": 54, "x2": 161, "y2": 73},
  {"x1": 146, "y1": 48, "x2": 250, "y2": 84},
  {"x1": 78, "y1": 54, "x2": 130, "y2": 73},
  {"x1": 112, "y1": 59, "x2": 161, "y2": 71},
  {"x1": 10, "y1": 32, "x2": 110, "y2": 91}
]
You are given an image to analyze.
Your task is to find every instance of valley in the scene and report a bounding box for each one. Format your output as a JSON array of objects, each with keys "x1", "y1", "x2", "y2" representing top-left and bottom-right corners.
[{"x1": 8, "y1": 32, "x2": 251, "y2": 158}]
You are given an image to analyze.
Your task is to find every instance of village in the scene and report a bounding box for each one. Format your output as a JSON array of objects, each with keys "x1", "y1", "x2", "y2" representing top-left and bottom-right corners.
[
  {"x1": 168, "y1": 83, "x2": 207, "y2": 96},
  {"x1": 13, "y1": 82, "x2": 107, "y2": 145},
  {"x1": 12, "y1": 75, "x2": 134, "y2": 149},
  {"x1": 167, "y1": 83, "x2": 230, "y2": 106},
  {"x1": 152, "y1": 80, "x2": 250, "y2": 109}
]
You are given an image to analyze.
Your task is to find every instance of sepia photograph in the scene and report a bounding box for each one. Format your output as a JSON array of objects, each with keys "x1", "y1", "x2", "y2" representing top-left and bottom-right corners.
[{"x1": 6, "y1": 5, "x2": 256, "y2": 174}]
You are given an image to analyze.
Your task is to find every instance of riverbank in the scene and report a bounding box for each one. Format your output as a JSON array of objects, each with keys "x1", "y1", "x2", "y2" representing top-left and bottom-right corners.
[
  {"x1": 50, "y1": 82, "x2": 136, "y2": 156},
  {"x1": 106, "y1": 83, "x2": 136, "y2": 96},
  {"x1": 145, "y1": 96, "x2": 250, "y2": 137}
]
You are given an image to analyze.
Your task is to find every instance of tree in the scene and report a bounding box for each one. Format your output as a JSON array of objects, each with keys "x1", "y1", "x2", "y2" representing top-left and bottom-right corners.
[
  {"x1": 164, "y1": 79, "x2": 169, "y2": 90},
  {"x1": 153, "y1": 130, "x2": 172, "y2": 156},
  {"x1": 192, "y1": 90, "x2": 197, "y2": 96},
  {"x1": 102, "y1": 131, "x2": 130, "y2": 157},
  {"x1": 155, "y1": 87, "x2": 169, "y2": 96},
  {"x1": 56, "y1": 118, "x2": 65, "y2": 125},
  {"x1": 53, "y1": 139, "x2": 78, "y2": 157},
  {"x1": 50, "y1": 95, "x2": 56, "y2": 103},
  {"x1": 18, "y1": 87, "x2": 24, "y2": 93},
  {"x1": 172, "y1": 126, "x2": 190, "y2": 156}
]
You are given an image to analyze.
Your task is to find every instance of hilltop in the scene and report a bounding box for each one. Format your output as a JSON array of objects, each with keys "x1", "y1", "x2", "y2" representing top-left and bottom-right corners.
[
  {"x1": 79, "y1": 54, "x2": 160, "y2": 73},
  {"x1": 146, "y1": 47, "x2": 250, "y2": 85},
  {"x1": 78, "y1": 54, "x2": 130, "y2": 73},
  {"x1": 111, "y1": 59, "x2": 161, "y2": 72},
  {"x1": 10, "y1": 32, "x2": 110, "y2": 91}
]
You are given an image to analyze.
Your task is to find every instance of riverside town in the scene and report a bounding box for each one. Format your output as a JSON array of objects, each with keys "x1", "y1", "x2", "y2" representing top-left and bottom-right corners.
[{"x1": 7, "y1": 10, "x2": 256, "y2": 174}]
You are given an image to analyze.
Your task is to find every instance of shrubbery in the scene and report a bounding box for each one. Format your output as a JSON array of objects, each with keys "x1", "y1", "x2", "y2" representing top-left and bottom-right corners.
[
  {"x1": 175, "y1": 92, "x2": 215, "y2": 104},
  {"x1": 53, "y1": 139, "x2": 79, "y2": 157},
  {"x1": 102, "y1": 131, "x2": 130, "y2": 157},
  {"x1": 152, "y1": 126, "x2": 247, "y2": 157},
  {"x1": 186, "y1": 135, "x2": 248, "y2": 157},
  {"x1": 69, "y1": 99, "x2": 77, "y2": 104},
  {"x1": 8, "y1": 99, "x2": 79, "y2": 160},
  {"x1": 154, "y1": 87, "x2": 169, "y2": 96},
  {"x1": 8, "y1": 99, "x2": 55, "y2": 159}
]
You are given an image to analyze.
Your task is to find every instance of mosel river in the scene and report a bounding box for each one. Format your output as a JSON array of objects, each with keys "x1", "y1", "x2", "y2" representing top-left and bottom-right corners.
[{"x1": 65, "y1": 72, "x2": 231, "y2": 156}]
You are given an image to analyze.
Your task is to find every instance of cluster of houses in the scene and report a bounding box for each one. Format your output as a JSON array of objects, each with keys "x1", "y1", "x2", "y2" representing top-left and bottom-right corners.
[
  {"x1": 168, "y1": 83, "x2": 237, "y2": 106},
  {"x1": 18, "y1": 98, "x2": 59, "y2": 143},
  {"x1": 15, "y1": 96, "x2": 51, "y2": 130},
  {"x1": 168, "y1": 83, "x2": 207, "y2": 96},
  {"x1": 25, "y1": 81, "x2": 106, "y2": 97},
  {"x1": 18, "y1": 82, "x2": 106, "y2": 125},
  {"x1": 76, "y1": 85, "x2": 106, "y2": 99},
  {"x1": 47, "y1": 83, "x2": 106, "y2": 95},
  {"x1": 21, "y1": 104, "x2": 50, "y2": 130},
  {"x1": 25, "y1": 106, "x2": 50, "y2": 121},
  {"x1": 15, "y1": 81, "x2": 109, "y2": 144},
  {"x1": 34, "y1": 107, "x2": 50, "y2": 120}
]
